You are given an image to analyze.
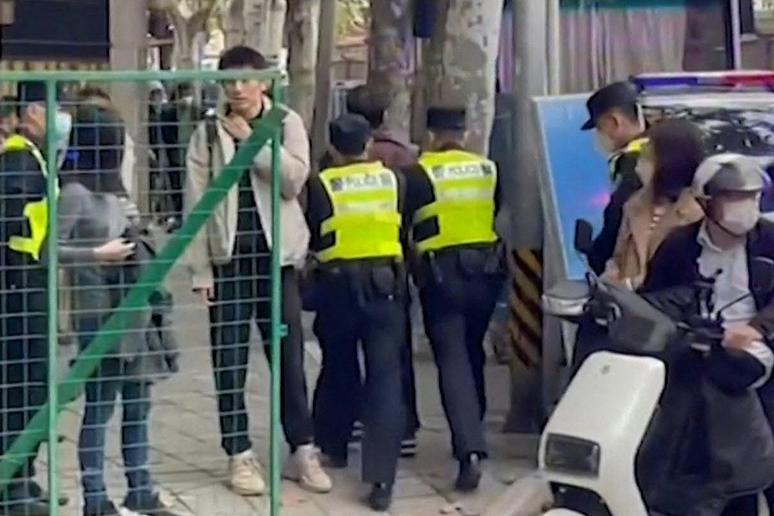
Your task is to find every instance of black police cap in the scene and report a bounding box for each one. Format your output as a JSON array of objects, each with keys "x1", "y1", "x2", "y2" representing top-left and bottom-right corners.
[
  {"x1": 581, "y1": 81, "x2": 638, "y2": 131},
  {"x1": 426, "y1": 107, "x2": 466, "y2": 131},
  {"x1": 329, "y1": 113, "x2": 372, "y2": 156}
]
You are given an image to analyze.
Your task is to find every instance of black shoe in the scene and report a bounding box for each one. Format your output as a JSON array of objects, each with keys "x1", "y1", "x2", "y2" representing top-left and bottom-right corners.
[
  {"x1": 455, "y1": 453, "x2": 482, "y2": 492},
  {"x1": 83, "y1": 499, "x2": 120, "y2": 516},
  {"x1": 124, "y1": 492, "x2": 180, "y2": 515},
  {"x1": 368, "y1": 483, "x2": 393, "y2": 512}
]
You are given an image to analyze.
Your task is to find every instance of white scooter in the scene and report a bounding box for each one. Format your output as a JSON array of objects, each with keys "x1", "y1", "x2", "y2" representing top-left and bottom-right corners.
[{"x1": 537, "y1": 220, "x2": 774, "y2": 516}]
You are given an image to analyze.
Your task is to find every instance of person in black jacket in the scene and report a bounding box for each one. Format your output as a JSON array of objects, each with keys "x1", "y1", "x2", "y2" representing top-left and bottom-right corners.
[
  {"x1": 581, "y1": 81, "x2": 648, "y2": 274},
  {"x1": 642, "y1": 153, "x2": 774, "y2": 514},
  {"x1": 0, "y1": 84, "x2": 68, "y2": 515}
]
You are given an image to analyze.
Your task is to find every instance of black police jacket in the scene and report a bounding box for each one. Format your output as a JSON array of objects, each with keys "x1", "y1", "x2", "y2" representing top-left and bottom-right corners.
[
  {"x1": 0, "y1": 147, "x2": 48, "y2": 288},
  {"x1": 589, "y1": 148, "x2": 643, "y2": 274}
]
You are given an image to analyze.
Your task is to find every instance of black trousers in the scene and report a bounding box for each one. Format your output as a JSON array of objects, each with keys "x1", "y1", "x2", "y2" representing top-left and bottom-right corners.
[
  {"x1": 0, "y1": 283, "x2": 47, "y2": 499},
  {"x1": 210, "y1": 256, "x2": 313, "y2": 456},
  {"x1": 312, "y1": 265, "x2": 405, "y2": 484},
  {"x1": 418, "y1": 251, "x2": 500, "y2": 459}
]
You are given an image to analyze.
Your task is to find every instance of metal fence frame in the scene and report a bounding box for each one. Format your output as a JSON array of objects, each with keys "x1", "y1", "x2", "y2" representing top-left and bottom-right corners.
[{"x1": 0, "y1": 69, "x2": 287, "y2": 516}]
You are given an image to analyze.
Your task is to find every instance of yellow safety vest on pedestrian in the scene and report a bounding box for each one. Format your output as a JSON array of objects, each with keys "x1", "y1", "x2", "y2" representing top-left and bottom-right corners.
[
  {"x1": 609, "y1": 136, "x2": 649, "y2": 183},
  {"x1": 2, "y1": 134, "x2": 52, "y2": 261},
  {"x1": 317, "y1": 161, "x2": 403, "y2": 263},
  {"x1": 413, "y1": 149, "x2": 498, "y2": 255}
]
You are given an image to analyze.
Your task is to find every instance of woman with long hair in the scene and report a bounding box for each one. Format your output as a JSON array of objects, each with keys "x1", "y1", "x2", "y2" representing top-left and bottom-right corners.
[
  {"x1": 603, "y1": 118, "x2": 707, "y2": 289},
  {"x1": 59, "y1": 104, "x2": 177, "y2": 516}
]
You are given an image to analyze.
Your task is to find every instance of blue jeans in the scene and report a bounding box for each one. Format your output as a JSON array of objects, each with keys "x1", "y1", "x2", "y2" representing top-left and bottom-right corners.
[{"x1": 77, "y1": 318, "x2": 154, "y2": 508}]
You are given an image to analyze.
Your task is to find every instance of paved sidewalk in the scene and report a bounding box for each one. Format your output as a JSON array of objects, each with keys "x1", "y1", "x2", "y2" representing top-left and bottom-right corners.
[{"x1": 41, "y1": 268, "x2": 535, "y2": 515}]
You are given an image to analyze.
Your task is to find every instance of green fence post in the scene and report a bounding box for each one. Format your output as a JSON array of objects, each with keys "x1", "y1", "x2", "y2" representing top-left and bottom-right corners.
[
  {"x1": 45, "y1": 78, "x2": 60, "y2": 516},
  {"x1": 269, "y1": 77, "x2": 286, "y2": 516},
  {"x1": 0, "y1": 106, "x2": 288, "y2": 488}
]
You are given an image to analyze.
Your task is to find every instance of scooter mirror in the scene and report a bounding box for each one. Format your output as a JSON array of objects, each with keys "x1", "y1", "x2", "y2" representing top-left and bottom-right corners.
[
  {"x1": 751, "y1": 257, "x2": 774, "y2": 295},
  {"x1": 574, "y1": 219, "x2": 594, "y2": 256}
]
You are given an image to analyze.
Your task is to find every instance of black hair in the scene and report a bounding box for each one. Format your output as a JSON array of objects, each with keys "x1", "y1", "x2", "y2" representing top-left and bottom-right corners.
[
  {"x1": 61, "y1": 105, "x2": 126, "y2": 196},
  {"x1": 219, "y1": 45, "x2": 271, "y2": 71},
  {"x1": 345, "y1": 85, "x2": 387, "y2": 130},
  {"x1": 78, "y1": 86, "x2": 111, "y2": 102},
  {"x1": 648, "y1": 119, "x2": 706, "y2": 199}
]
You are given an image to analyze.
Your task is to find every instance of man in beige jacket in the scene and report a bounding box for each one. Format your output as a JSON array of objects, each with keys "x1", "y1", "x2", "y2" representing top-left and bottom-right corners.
[{"x1": 184, "y1": 45, "x2": 331, "y2": 496}]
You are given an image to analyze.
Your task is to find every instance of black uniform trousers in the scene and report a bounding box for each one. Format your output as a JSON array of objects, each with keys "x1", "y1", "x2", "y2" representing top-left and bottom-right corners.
[
  {"x1": 0, "y1": 274, "x2": 47, "y2": 501},
  {"x1": 209, "y1": 254, "x2": 314, "y2": 456},
  {"x1": 312, "y1": 263, "x2": 406, "y2": 484},
  {"x1": 417, "y1": 248, "x2": 500, "y2": 459}
]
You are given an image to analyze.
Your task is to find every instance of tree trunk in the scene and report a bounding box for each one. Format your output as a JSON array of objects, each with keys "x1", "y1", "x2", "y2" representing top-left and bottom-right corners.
[
  {"x1": 224, "y1": 0, "x2": 247, "y2": 47},
  {"x1": 310, "y1": 0, "x2": 336, "y2": 167},
  {"x1": 244, "y1": 0, "x2": 287, "y2": 61},
  {"x1": 286, "y1": 0, "x2": 320, "y2": 128},
  {"x1": 368, "y1": 0, "x2": 412, "y2": 133},
  {"x1": 110, "y1": 0, "x2": 149, "y2": 206},
  {"x1": 424, "y1": 0, "x2": 505, "y2": 155}
]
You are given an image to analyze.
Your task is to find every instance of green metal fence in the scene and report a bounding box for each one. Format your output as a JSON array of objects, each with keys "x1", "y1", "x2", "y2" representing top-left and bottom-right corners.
[{"x1": 0, "y1": 69, "x2": 286, "y2": 516}]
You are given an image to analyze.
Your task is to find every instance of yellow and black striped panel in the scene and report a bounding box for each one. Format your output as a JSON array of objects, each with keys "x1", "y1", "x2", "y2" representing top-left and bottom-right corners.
[
  {"x1": 508, "y1": 249, "x2": 543, "y2": 370},
  {"x1": 0, "y1": 60, "x2": 109, "y2": 95}
]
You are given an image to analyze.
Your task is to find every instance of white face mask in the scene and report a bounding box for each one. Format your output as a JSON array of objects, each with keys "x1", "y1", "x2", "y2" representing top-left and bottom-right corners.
[
  {"x1": 54, "y1": 111, "x2": 72, "y2": 166},
  {"x1": 718, "y1": 197, "x2": 760, "y2": 236},
  {"x1": 594, "y1": 130, "x2": 617, "y2": 156}
]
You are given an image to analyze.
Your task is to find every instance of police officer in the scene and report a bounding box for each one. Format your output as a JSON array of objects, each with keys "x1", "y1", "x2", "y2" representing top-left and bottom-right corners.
[
  {"x1": 307, "y1": 114, "x2": 406, "y2": 511},
  {"x1": 403, "y1": 106, "x2": 502, "y2": 492},
  {"x1": 0, "y1": 83, "x2": 65, "y2": 515},
  {"x1": 581, "y1": 81, "x2": 648, "y2": 274}
]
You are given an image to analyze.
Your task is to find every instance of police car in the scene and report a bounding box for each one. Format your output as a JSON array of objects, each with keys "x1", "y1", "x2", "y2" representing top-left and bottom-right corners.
[{"x1": 632, "y1": 71, "x2": 774, "y2": 210}]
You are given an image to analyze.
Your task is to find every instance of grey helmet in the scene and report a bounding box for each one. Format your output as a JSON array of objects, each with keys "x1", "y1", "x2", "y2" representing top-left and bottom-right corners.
[{"x1": 692, "y1": 153, "x2": 767, "y2": 199}]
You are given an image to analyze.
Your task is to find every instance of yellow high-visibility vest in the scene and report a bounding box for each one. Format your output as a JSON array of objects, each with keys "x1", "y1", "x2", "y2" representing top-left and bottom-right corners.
[
  {"x1": 317, "y1": 161, "x2": 403, "y2": 263},
  {"x1": 413, "y1": 149, "x2": 498, "y2": 254},
  {"x1": 609, "y1": 136, "x2": 649, "y2": 183},
  {"x1": 2, "y1": 134, "x2": 52, "y2": 261}
]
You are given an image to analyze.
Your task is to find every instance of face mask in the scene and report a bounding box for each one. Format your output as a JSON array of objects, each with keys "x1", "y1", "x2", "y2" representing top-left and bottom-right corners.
[
  {"x1": 594, "y1": 130, "x2": 617, "y2": 156},
  {"x1": 181, "y1": 95, "x2": 194, "y2": 106},
  {"x1": 54, "y1": 111, "x2": 72, "y2": 166},
  {"x1": 718, "y1": 197, "x2": 760, "y2": 236}
]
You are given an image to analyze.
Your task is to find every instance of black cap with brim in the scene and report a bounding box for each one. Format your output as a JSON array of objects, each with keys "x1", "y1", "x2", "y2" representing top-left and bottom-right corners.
[
  {"x1": 329, "y1": 113, "x2": 372, "y2": 156},
  {"x1": 427, "y1": 107, "x2": 466, "y2": 131},
  {"x1": 581, "y1": 81, "x2": 638, "y2": 131}
]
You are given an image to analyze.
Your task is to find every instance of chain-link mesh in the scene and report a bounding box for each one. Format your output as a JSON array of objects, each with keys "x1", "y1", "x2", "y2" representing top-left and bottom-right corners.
[{"x1": 0, "y1": 69, "x2": 286, "y2": 516}]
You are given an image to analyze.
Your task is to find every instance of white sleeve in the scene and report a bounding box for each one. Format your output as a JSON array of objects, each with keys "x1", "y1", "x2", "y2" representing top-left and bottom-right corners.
[{"x1": 745, "y1": 341, "x2": 774, "y2": 389}]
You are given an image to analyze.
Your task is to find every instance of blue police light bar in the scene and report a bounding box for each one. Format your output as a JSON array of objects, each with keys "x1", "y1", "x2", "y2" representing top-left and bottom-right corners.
[{"x1": 632, "y1": 71, "x2": 774, "y2": 93}]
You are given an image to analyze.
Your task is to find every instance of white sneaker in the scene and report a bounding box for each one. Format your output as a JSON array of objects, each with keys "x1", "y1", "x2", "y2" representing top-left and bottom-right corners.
[
  {"x1": 228, "y1": 450, "x2": 266, "y2": 496},
  {"x1": 283, "y1": 444, "x2": 333, "y2": 493}
]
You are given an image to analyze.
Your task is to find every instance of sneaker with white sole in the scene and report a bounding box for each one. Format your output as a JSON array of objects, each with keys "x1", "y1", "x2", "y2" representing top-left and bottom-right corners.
[
  {"x1": 283, "y1": 444, "x2": 333, "y2": 493},
  {"x1": 228, "y1": 450, "x2": 265, "y2": 496}
]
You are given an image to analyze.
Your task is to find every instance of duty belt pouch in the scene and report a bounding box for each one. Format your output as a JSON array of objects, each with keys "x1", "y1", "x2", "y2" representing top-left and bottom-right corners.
[
  {"x1": 458, "y1": 248, "x2": 486, "y2": 278},
  {"x1": 484, "y1": 243, "x2": 505, "y2": 275},
  {"x1": 369, "y1": 265, "x2": 397, "y2": 299}
]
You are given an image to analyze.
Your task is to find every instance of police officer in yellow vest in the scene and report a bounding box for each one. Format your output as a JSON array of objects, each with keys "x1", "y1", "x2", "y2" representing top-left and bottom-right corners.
[
  {"x1": 306, "y1": 114, "x2": 406, "y2": 512},
  {"x1": 0, "y1": 84, "x2": 65, "y2": 516},
  {"x1": 581, "y1": 81, "x2": 648, "y2": 274},
  {"x1": 403, "y1": 106, "x2": 502, "y2": 493}
]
